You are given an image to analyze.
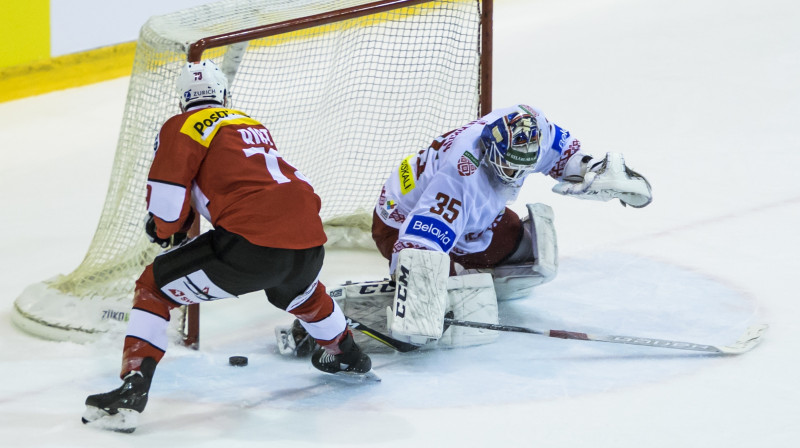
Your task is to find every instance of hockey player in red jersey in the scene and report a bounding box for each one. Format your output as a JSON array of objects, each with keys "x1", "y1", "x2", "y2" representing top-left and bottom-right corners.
[{"x1": 82, "y1": 60, "x2": 373, "y2": 433}]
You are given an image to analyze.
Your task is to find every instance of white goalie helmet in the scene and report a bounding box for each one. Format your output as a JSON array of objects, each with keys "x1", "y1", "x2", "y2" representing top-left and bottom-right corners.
[
  {"x1": 177, "y1": 60, "x2": 228, "y2": 111},
  {"x1": 480, "y1": 105, "x2": 542, "y2": 184}
]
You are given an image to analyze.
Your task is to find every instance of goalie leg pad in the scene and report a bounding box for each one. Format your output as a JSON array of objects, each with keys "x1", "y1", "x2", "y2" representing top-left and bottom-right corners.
[
  {"x1": 387, "y1": 249, "x2": 450, "y2": 345},
  {"x1": 526, "y1": 202, "x2": 558, "y2": 283},
  {"x1": 487, "y1": 203, "x2": 558, "y2": 301},
  {"x1": 436, "y1": 273, "x2": 499, "y2": 348},
  {"x1": 329, "y1": 275, "x2": 499, "y2": 350},
  {"x1": 276, "y1": 280, "x2": 398, "y2": 354}
]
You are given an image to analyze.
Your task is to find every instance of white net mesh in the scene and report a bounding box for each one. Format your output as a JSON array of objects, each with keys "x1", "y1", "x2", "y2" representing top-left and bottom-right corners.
[{"x1": 12, "y1": 0, "x2": 486, "y2": 341}]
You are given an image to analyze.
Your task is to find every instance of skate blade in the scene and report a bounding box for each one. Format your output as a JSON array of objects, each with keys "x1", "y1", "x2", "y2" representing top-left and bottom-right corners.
[
  {"x1": 81, "y1": 406, "x2": 139, "y2": 433},
  {"x1": 331, "y1": 369, "x2": 382, "y2": 383}
]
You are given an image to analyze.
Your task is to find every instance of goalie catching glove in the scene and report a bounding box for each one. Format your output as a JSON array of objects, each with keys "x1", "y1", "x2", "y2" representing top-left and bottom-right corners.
[{"x1": 552, "y1": 152, "x2": 652, "y2": 208}]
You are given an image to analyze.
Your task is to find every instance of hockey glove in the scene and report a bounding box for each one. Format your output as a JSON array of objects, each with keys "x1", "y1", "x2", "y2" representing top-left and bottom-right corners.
[
  {"x1": 144, "y1": 213, "x2": 188, "y2": 248},
  {"x1": 552, "y1": 152, "x2": 652, "y2": 208}
]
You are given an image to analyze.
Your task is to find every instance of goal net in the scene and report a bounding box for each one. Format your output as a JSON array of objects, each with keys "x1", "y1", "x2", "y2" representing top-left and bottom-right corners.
[{"x1": 11, "y1": 0, "x2": 491, "y2": 344}]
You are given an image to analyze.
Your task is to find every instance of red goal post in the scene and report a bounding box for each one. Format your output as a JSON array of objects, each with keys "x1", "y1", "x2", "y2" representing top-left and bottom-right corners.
[{"x1": 11, "y1": 0, "x2": 493, "y2": 348}]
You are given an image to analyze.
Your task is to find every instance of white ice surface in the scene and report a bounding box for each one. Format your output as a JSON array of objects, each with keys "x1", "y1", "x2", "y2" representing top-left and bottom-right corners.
[{"x1": 1, "y1": 0, "x2": 799, "y2": 446}]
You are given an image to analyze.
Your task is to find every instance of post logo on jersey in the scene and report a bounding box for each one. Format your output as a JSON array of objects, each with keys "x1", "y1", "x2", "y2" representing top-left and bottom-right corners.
[
  {"x1": 405, "y1": 215, "x2": 455, "y2": 252},
  {"x1": 180, "y1": 108, "x2": 262, "y2": 147},
  {"x1": 399, "y1": 154, "x2": 416, "y2": 195}
]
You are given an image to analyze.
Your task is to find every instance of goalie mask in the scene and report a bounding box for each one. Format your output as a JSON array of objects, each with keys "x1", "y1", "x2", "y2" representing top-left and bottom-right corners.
[
  {"x1": 177, "y1": 60, "x2": 229, "y2": 111},
  {"x1": 481, "y1": 106, "x2": 541, "y2": 184}
]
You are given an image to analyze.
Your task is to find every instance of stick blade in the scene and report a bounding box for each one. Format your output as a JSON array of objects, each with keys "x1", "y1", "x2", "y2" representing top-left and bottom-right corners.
[{"x1": 718, "y1": 324, "x2": 769, "y2": 355}]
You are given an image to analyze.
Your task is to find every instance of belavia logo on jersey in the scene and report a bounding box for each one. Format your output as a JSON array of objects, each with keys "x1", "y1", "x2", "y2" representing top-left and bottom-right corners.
[
  {"x1": 406, "y1": 215, "x2": 454, "y2": 252},
  {"x1": 552, "y1": 124, "x2": 570, "y2": 152}
]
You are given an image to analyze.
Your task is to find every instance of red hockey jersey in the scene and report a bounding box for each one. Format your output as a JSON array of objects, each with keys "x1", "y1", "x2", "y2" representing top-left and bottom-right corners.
[{"x1": 147, "y1": 106, "x2": 327, "y2": 249}]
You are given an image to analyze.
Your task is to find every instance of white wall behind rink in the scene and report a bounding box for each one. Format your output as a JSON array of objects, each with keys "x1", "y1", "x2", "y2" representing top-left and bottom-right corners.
[{"x1": 49, "y1": 0, "x2": 213, "y2": 56}]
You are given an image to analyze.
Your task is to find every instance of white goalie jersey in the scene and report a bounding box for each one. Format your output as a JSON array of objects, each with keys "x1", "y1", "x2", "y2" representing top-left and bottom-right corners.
[{"x1": 375, "y1": 104, "x2": 584, "y2": 262}]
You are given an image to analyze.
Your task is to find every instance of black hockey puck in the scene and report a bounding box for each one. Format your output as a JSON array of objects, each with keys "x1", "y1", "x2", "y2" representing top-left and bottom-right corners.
[{"x1": 229, "y1": 356, "x2": 248, "y2": 366}]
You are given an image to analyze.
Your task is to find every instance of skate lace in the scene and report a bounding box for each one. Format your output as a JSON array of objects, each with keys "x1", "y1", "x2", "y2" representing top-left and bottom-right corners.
[
  {"x1": 319, "y1": 351, "x2": 338, "y2": 365},
  {"x1": 322, "y1": 351, "x2": 356, "y2": 371}
]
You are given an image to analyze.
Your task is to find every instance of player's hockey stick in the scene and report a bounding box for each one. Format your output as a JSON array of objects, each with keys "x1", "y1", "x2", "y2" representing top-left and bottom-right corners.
[
  {"x1": 443, "y1": 318, "x2": 768, "y2": 355},
  {"x1": 346, "y1": 316, "x2": 421, "y2": 353},
  {"x1": 345, "y1": 311, "x2": 459, "y2": 353}
]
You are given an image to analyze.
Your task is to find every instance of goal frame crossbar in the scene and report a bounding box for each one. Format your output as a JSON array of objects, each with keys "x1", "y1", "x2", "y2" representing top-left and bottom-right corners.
[{"x1": 188, "y1": 0, "x2": 493, "y2": 114}]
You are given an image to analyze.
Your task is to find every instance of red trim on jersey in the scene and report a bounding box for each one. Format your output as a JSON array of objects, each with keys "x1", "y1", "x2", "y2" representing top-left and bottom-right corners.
[
  {"x1": 120, "y1": 267, "x2": 179, "y2": 377},
  {"x1": 549, "y1": 139, "x2": 582, "y2": 179},
  {"x1": 288, "y1": 282, "x2": 334, "y2": 323},
  {"x1": 133, "y1": 265, "x2": 174, "y2": 320}
]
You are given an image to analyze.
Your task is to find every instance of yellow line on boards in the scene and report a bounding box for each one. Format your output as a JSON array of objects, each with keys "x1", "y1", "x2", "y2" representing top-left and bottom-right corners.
[{"x1": 0, "y1": 42, "x2": 136, "y2": 103}]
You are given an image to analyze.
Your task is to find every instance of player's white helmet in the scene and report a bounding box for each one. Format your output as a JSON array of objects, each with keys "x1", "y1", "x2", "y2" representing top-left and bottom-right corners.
[
  {"x1": 480, "y1": 105, "x2": 541, "y2": 184},
  {"x1": 177, "y1": 60, "x2": 228, "y2": 111}
]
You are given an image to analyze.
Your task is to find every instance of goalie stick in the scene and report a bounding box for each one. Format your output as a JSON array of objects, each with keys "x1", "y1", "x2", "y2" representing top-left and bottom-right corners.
[
  {"x1": 348, "y1": 315, "x2": 766, "y2": 355},
  {"x1": 443, "y1": 318, "x2": 769, "y2": 355},
  {"x1": 335, "y1": 279, "x2": 767, "y2": 355}
]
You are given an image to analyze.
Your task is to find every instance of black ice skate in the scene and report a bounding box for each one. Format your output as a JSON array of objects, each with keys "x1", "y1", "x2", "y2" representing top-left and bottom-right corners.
[
  {"x1": 311, "y1": 330, "x2": 380, "y2": 382},
  {"x1": 81, "y1": 357, "x2": 157, "y2": 433}
]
